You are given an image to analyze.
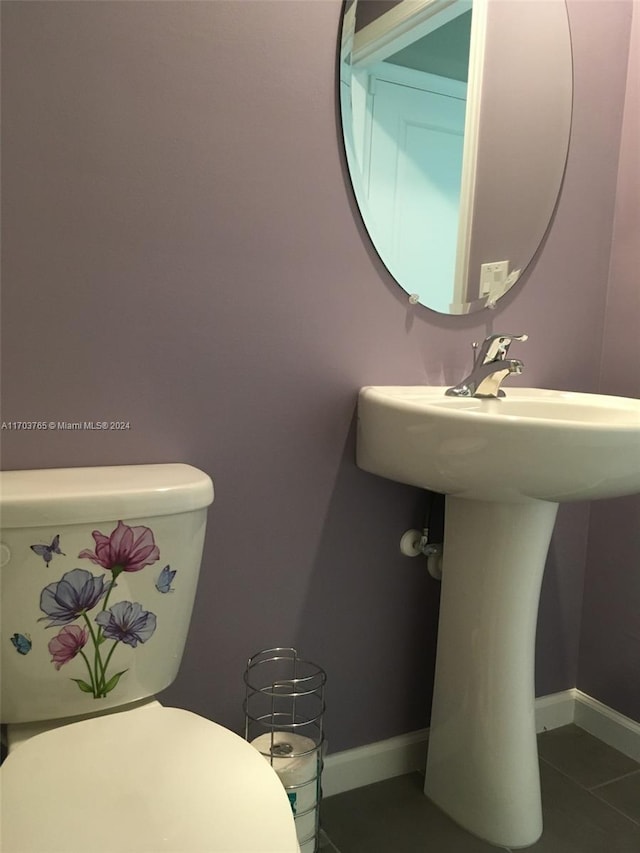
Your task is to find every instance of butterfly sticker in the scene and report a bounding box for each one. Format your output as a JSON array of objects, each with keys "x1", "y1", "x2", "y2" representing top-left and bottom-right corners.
[
  {"x1": 30, "y1": 534, "x2": 65, "y2": 567},
  {"x1": 155, "y1": 565, "x2": 177, "y2": 594},
  {"x1": 10, "y1": 633, "x2": 32, "y2": 655}
]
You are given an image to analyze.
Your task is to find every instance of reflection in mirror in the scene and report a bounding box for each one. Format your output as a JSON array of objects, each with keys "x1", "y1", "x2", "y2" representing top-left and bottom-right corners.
[{"x1": 339, "y1": 0, "x2": 573, "y2": 315}]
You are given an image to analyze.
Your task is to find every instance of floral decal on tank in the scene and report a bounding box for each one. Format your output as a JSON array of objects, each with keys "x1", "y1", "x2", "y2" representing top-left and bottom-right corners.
[
  {"x1": 10, "y1": 633, "x2": 32, "y2": 655},
  {"x1": 24, "y1": 521, "x2": 176, "y2": 699},
  {"x1": 30, "y1": 534, "x2": 65, "y2": 567},
  {"x1": 155, "y1": 565, "x2": 177, "y2": 594}
]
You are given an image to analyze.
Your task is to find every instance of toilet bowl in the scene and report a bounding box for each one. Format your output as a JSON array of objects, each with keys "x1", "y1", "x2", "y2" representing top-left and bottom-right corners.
[{"x1": 0, "y1": 464, "x2": 300, "y2": 853}]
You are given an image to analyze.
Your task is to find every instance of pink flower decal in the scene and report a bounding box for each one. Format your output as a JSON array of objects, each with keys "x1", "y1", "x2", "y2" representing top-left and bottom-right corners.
[
  {"x1": 78, "y1": 521, "x2": 160, "y2": 576},
  {"x1": 48, "y1": 624, "x2": 88, "y2": 670}
]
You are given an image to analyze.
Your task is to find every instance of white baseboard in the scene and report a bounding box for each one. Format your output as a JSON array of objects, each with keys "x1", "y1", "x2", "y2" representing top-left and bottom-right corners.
[
  {"x1": 534, "y1": 688, "x2": 576, "y2": 733},
  {"x1": 574, "y1": 690, "x2": 640, "y2": 762},
  {"x1": 322, "y1": 728, "x2": 428, "y2": 798},
  {"x1": 322, "y1": 689, "x2": 640, "y2": 798}
]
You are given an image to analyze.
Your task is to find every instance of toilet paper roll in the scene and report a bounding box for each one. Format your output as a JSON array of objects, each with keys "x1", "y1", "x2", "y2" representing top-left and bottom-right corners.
[{"x1": 251, "y1": 732, "x2": 320, "y2": 843}]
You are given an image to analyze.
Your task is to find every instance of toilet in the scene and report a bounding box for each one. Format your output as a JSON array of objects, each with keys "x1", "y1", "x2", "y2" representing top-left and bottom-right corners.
[{"x1": 0, "y1": 463, "x2": 300, "y2": 853}]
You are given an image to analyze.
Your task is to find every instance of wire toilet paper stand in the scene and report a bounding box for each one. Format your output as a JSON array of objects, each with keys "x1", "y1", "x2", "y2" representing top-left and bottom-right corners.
[{"x1": 244, "y1": 648, "x2": 326, "y2": 853}]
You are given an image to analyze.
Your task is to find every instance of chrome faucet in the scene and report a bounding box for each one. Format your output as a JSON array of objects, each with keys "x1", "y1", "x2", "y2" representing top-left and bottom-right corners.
[{"x1": 446, "y1": 333, "x2": 528, "y2": 398}]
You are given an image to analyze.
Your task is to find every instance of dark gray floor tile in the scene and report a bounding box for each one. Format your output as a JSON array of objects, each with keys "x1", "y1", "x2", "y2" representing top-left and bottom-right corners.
[
  {"x1": 321, "y1": 729, "x2": 640, "y2": 852},
  {"x1": 320, "y1": 773, "x2": 510, "y2": 853},
  {"x1": 593, "y1": 770, "x2": 640, "y2": 825},
  {"x1": 522, "y1": 761, "x2": 640, "y2": 853},
  {"x1": 319, "y1": 827, "x2": 342, "y2": 852},
  {"x1": 537, "y1": 724, "x2": 640, "y2": 789}
]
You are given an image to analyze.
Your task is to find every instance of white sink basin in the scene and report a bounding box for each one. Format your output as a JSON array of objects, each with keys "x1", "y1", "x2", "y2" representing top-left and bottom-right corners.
[
  {"x1": 357, "y1": 384, "x2": 640, "y2": 847},
  {"x1": 357, "y1": 386, "x2": 640, "y2": 503}
]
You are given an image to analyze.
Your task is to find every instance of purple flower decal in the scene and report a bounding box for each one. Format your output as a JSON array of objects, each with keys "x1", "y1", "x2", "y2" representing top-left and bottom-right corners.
[
  {"x1": 78, "y1": 521, "x2": 160, "y2": 576},
  {"x1": 48, "y1": 624, "x2": 88, "y2": 670},
  {"x1": 39, "y1": 568, "x2": 107, "y2": 627},
  {"x1": 95, "y1": 601, "x2": 157, "y2": 648}
]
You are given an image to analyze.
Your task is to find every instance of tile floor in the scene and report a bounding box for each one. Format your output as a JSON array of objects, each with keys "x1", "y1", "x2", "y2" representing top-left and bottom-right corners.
[{"x1": 319, "y1": 725, "x2": 640, "y2": 852}]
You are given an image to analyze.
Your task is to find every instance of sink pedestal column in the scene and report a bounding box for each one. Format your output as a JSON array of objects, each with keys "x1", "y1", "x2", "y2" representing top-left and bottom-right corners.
[{"x1": 424, "y1": 496, "x2": 559, "y2": 848}]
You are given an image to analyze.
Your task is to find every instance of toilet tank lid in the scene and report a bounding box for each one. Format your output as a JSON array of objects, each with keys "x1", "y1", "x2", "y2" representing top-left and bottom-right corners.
[{"x1": 0, "y1": 464, "x2": 214, "y2": 527}]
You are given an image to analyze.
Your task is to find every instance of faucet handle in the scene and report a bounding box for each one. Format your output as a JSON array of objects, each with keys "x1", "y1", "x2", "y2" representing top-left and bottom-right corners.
[{"x1": 480, "y1": 333, "x2": 528, "y2": 362}]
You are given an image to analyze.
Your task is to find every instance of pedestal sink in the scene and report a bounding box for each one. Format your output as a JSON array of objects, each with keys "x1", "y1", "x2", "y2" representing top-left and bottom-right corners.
[{"x1": 356, "y1": 386, "x2": 640, "y2": 848}]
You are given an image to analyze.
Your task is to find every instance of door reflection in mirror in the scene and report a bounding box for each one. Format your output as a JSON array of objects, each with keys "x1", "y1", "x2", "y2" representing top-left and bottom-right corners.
[{"x1": 339, "y1": 0, "x2": 573, "y2": 315}]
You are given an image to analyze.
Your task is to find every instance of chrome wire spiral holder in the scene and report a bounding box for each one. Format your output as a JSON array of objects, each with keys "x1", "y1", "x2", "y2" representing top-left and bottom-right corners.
[{"x1": 244, "y1": 648, "x2": 326, "y2": 853}]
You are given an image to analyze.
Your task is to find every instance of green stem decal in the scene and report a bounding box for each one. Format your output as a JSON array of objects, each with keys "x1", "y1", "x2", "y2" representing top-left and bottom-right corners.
[
  {"x1": 77, "y1": 649, "x2": 96, "y2": 694},
  {"x1": 101, "y1": 571, "x2": 121, "y2": 613}
]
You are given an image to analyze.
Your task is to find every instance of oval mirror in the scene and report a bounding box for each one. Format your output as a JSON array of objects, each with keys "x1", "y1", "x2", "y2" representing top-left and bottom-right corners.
[{"x1": 339, "y1": 0, "x2": 573, "y2": 315}]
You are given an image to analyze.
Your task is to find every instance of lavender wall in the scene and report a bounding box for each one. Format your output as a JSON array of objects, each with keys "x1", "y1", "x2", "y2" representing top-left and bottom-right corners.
[
  {"x1": 0, "y1": 0, "x2": 634, "y2": 750},
  {"x1": 578, "y1": 6, "x2": 640, "y2": 722}
]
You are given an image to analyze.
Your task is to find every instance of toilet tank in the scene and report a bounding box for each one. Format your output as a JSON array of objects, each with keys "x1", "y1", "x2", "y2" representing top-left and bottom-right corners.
[{"x1": 0, "y1": 464, "x2": 214, "y2": 724}]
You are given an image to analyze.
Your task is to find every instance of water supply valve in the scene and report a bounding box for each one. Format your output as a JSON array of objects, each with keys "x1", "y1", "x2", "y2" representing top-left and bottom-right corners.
[{"x1": 399, "y1": 529, "x2": 443, "y2": 580}]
